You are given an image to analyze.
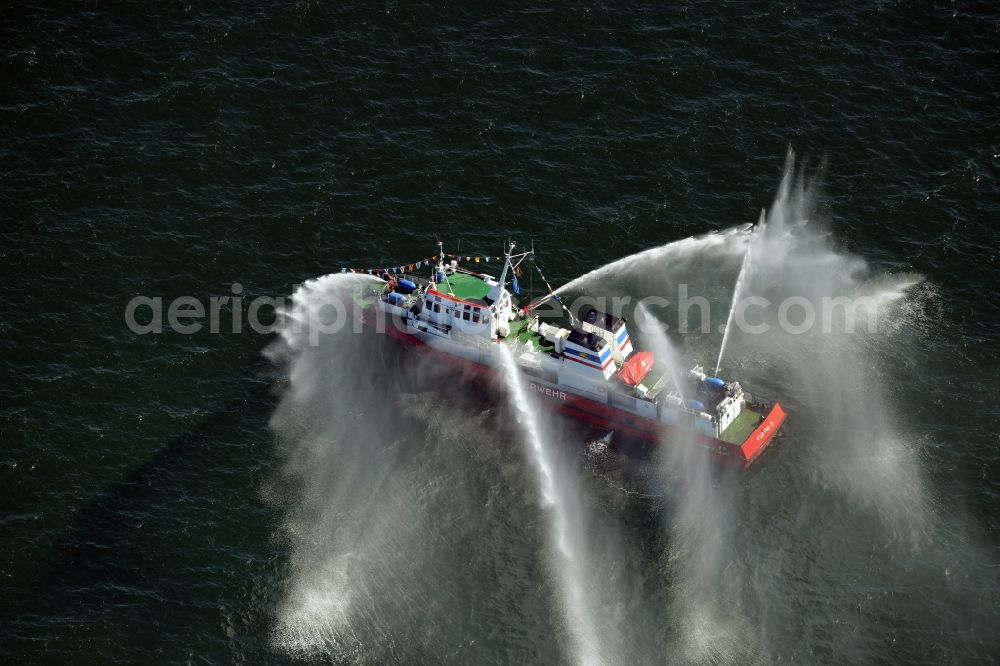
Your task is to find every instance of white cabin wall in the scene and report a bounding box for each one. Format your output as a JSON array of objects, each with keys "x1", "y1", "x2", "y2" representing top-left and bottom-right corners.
[{"x1": 557, "y1": 365, "x2": 609, "y2": 400}]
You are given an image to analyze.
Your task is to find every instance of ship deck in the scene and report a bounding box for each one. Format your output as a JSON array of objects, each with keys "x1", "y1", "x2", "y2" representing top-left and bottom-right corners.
[
  {"x1": 505, "y1": 316, "x2": 549, "y2": 350},
  {"x1": 720, "y1": 405, "x2": 764, "y2": 444}
]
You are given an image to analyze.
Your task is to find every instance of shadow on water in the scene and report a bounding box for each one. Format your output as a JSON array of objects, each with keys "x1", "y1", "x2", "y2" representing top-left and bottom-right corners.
[
  {"x1": 50, "y1": 381, "x2": 274, "y2": 569},
  {"x1": 15, "y1": 379, "x2": 287, "y2": 662}
]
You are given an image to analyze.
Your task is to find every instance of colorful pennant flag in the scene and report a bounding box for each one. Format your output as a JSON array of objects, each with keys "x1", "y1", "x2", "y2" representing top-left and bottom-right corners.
[{"x1": 339, "y1": 250, "x2": 512, "y2": 277}]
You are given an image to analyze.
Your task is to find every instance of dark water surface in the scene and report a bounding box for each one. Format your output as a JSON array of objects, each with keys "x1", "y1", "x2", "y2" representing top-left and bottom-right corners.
[{"x1": 3, "y1": 2, "x2": 999, "y2": 663}]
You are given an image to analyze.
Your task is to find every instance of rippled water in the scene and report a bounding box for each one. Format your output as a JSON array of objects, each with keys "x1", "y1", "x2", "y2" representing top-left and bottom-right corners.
[{"x1": 3, "y1": 2, "x2": 999, "y2": 663}]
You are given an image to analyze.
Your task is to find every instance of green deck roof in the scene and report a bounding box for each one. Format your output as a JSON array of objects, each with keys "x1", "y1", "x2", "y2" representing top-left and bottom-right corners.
[
  {"x1": 720, "y1": 405, "x2": 763, "y2": 444},
  {"x1": 434, "y1": 271, "x2": 492, "y2": 302}
]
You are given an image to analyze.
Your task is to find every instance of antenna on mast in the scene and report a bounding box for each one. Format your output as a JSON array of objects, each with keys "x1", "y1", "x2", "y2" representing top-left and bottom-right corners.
[{"x1": 436, "y1": 240, "x2": 455, "y2": 295}]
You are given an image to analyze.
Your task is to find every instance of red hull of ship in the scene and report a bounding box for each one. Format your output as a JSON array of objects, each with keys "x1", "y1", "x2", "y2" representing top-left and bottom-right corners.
[{"x1": 370, "y1": 314, "x2": 784, "y2": 469}]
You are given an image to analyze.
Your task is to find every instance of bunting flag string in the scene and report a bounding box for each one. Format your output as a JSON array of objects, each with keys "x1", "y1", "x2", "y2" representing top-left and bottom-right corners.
[{"x1": 338, "y1": 254, "x2": 505, "y2": 276}]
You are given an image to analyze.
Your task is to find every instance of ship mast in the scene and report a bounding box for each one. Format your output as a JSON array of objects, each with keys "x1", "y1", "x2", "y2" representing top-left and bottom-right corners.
[
  {"x1": 436, "y1": 240, "x2": 455, "y2": 295},
  {"x1": 487, "y1": 240, "x2": 515, "y2": 303}
]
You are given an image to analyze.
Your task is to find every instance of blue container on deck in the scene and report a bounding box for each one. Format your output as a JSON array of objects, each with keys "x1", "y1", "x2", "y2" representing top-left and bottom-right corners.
[
  {"x1": 436, "y1": 270, "x2": 445, "y2": 283},
  {"x1": 395, "y1": 278, "x2": 417, "y2": 294},
  {"x1": 387, "y1": 292, "x2": 405, "y2": 307},
  {"x1": 686, "y1": 399, "x2": 706, "y2": 412},
  {"x1": 705, "y1": 377, "x2": 726, "y2": 391}
]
